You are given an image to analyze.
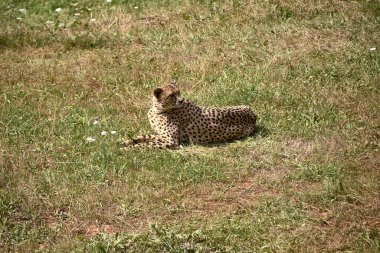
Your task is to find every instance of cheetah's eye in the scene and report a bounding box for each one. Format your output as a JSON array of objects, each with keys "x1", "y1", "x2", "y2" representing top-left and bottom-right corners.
[{"x1": 166, "y1": 94, "x2": 176, "y2": 102}]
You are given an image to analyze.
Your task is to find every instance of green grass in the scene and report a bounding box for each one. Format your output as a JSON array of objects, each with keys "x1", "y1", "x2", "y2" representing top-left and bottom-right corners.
[{"x1": 1, "y1": 0, "x2": 379, "y2": 252}]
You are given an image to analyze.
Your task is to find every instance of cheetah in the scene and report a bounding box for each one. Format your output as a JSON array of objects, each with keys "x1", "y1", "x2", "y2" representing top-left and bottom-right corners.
[{"x1": 122, "y1": 82, "x2": 257, "y2": 149}]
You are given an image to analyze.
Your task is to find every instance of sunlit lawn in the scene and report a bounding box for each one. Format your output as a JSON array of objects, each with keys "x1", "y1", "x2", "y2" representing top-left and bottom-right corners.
[{"x1": 0, "y1": 0, "x2": 379, "y2": 252}]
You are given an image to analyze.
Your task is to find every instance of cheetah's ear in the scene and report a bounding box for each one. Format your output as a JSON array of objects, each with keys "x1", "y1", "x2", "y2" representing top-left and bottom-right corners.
[{"x1": 153, "y1": 88, "x2": 164, "y2": 100}]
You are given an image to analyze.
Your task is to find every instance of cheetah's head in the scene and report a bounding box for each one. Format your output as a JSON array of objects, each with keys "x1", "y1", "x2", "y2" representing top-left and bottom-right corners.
[{"x1": 152, "y1": 81, "x2": 184, "y2": 112}]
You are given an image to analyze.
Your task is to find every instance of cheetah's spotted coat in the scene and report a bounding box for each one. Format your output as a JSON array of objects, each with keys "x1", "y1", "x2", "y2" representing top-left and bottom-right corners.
[{"x1": 123, "y1": 82, "x2": 257, "y2": 149}]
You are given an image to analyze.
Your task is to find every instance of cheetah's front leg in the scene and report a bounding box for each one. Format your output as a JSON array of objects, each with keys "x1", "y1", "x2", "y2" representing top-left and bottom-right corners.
[{"x1": 122, "y1": 133, "x2": 179, "y2": 149}]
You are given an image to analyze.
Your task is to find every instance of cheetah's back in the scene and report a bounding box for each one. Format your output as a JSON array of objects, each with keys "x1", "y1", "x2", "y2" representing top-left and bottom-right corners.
[{"x1": 180, "y1": 104, "x2": 256, "y2": 144}]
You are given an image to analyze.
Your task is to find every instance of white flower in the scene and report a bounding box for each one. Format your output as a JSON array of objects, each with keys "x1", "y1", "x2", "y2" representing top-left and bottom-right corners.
[
  {"x1": 45, "y1": 20, "x2": 54, "y2": 27},
  {"x1": 55, "y1": 8, "x2": 62, "y2": 13},
  {"x1": 86, "y1": 137, "x2": 96, "y2": 142},
  {"x1": 18, "y1": 9, "x2": 27, "y2": 13},
  {"x1": 369, "y1": 47, "x2": 376, "y2": 51},
  {"x1": 101, "y1": 131, "x2": 108, "y2": 136},
  {"x1": 110, "y1": 131, "x2": 117, "y2": 135},
  {"x1": 90, "y1": 18, "x2": 96, "y2": 22},
  {"x1": 93, "y1": 120, "x2": 99, "y2": 125},
  {"x1": 134, "y1": 6, "x2": 138, "y2": 9},
  {"x1": 16, "y1": 17, "x2": 22, "y2": 20},
  {"x1": 74, "y1": 13, "x2": 80, "y2": 16},
  {"x1": 106, "y1": 0, "x2": 112, "y2": 3}
]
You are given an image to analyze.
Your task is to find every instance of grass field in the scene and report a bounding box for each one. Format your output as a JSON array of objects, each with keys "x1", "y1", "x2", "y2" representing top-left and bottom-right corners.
[{"x1": 0, "y1": 0, "x2": 379, "y2": 252}]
